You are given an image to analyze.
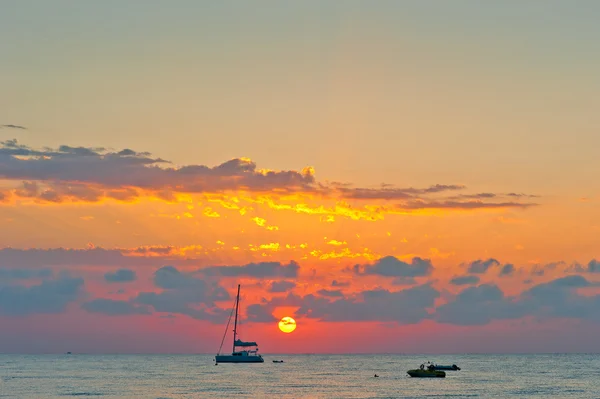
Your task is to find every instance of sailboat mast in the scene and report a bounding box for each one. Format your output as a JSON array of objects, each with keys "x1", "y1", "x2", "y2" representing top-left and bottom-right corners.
[{"x1": 232, "y1": 284, "x2": 241, "y2": 353}]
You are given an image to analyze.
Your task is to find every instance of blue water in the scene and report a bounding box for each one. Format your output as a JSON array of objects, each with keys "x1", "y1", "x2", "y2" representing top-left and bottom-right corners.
[{"x1": 0, "y1": 354, "x2": 599, "y2": 398}]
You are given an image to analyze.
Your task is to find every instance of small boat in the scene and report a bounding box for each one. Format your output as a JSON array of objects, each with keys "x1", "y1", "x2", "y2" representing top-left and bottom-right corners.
[
  {"x1": 215, "y1": 285, "x2": 264, "y2": 364},
  {"x1": 272, "y1": 360, "x2": 284, "y2": 363},
  {"x1": 431, "y1": 364, "x2": 460, "y2": 371},
  {"x1": 407, "y1": 364, "x2": 446, "y2": 378}
]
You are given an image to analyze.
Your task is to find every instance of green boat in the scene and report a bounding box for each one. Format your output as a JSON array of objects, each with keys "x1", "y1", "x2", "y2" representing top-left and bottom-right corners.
[{"x1": 407, "y1": 364, "x2": 446, "y2": 378}]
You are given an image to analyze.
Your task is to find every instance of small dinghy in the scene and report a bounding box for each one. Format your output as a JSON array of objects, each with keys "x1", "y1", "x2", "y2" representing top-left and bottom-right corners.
[
  {"x1": 272, "y1": 360, "x2": 284, "y2": 363},
  {"x1": 407, "y1": 364, "x2": 446, "y2": 378}
]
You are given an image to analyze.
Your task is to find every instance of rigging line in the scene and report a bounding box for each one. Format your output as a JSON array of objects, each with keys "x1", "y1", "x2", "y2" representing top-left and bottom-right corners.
[{"x1": 217, "y1": 295, "x2": 237, "y2": 355}]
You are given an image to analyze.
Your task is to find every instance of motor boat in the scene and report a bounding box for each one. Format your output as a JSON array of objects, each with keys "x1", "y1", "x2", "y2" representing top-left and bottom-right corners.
[
  {"x1": 407, "y1": 364, "x2": 446, "y2": 378},
  {"x1": 431, "y1": 364, "x2": 461, "y2": 371}
]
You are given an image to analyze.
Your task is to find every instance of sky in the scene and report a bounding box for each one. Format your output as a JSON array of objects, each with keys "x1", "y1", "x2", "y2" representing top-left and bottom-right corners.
[{"x1": 1, "y1": 0, "x2": 599, "y2": 354}]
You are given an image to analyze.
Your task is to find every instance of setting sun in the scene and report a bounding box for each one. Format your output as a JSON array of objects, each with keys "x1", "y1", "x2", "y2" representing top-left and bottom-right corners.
[{"x1": 278, "y1": 316, "x2": 297, "y2": 333}]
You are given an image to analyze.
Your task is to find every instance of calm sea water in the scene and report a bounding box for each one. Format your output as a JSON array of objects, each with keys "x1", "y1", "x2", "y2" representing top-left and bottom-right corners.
[{"x1": 0, "y1": 354, "x2": 599, "y2": 398}]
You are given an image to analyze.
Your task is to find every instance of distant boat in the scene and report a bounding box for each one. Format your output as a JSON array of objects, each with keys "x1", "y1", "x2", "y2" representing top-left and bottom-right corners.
[
  {"x1": 272, "y1": 360, "x2": 284, "y2": 363},
  {"x1": 431, "y1": 364, "x2": 461, "y2": 371},
  {"x1": 215, "y1": 284, "x2": 264, "y2": 364},
  {"x1": 66, "y1": 352, "x2": 72, "y2": 355},
  {"x1": 407, "y1": 364, "x2": 446, "y2": 378}
]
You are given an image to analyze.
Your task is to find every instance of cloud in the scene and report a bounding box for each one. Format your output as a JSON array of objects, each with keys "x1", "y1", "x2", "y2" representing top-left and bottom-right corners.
[
  {"x1": 435, "y1": 284, "x2": 522, "y2": 325},
  {"x1": 249, "y1": 284, "x2": 440, "y2": 324},
  {"x1": 449, "y1": 275, "x2": 480, "y2": 285},
  {"x1": 337, "y1": 184, "x2": 465, "y2": 200},
  {"x1": 0, "y1": 247, "x2": 196, "y2": 269},
  {"x1": 437, "y1": 275, "x2": 600, "y2": 326},
  {"x1": 132, "y1": 266, "x2": 231, "y2": 321},
  {"x1": 354, "y1": 256, "x2": 433, "y2": 277},
  {"x1": 316, "y1": 289, "x2": 344, "y2": 297},
  {"x1": 0, "y1": 247, "x2": 142, "y2": 268},
  {"x1": 0, "y1": 125, "x2": 26, "y2": 130},
  {"x1": 82, "y1": 299, "x2": 150, "y2": 315},
  {"x1": 302, "y1": 285, "x2": 440, "y2": 323},
  {"x1": 0, "y1": 141, "x2": 314, "y2": 197},
  {"x1": 246, "y1": 303, "x2": 278, "y2": 322},
  {"x1": 0, "y1": 274, "x2": 84, "y2": 316},
  {"x1": 201, "y1": 261, "x2": 300, "y2": 278},
  {"x1": 331, "y1": 280, "x2": 350, "y2": 287},
  {"x1": 587, "y1": 259, "x2": 600, "y2": 273},
  {"x1": 499, "y1": 264, "x2": 515, "y2": 276},
  {"x1": 0, "y1": 140, "x2": 538, "y2": 211},
  {"x1": 0, "y1": 268, "x2": 53, "y2": 280},
  {"x1": 104, "y1": 269, "x2": 136, "y2": 283},
  {"x1": 268, "y1": 281, "x2": 296, "y2": 293},
  {"x1": 467, "y1": 258, "x2": 501, "y2": 274}
]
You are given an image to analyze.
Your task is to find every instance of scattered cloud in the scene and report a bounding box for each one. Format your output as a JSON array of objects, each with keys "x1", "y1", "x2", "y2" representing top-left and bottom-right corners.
[
  {"x1": 316, "y1": 289, "x2": 345, "y2": 297},
  {"x1": 134, "y1": 266, "x2": 231, "y2": 321},
  {"x1": 449, "y1": 275, "x2": 480, "y2": 286},
  {"x1": 467, "y1": 258, "x2": 501, "y2": 274},
  {"x1": 0, "y1": 125, "x2": 26, "y2": 130},
  {"x1": 104, "y1": 269, "x2": 136, "y2": 283},
  {"x1": 499, "y1": 264, "x2": 515, "y2": 277},
  {"x1": 0, "y1": 268, "x2": 53, "y2": 280},
  {"x1": 354, "y1": 256, "x2": 433, "y2": 277},
  {"x1": 0, "y1": 140, "x2": 538, "y2": 212},
  {"x1": 82, "y1": 298, "x2": 150, "y2": 315},
  {"x1": 0, "y1": 274, "x2": 84, "y2": 316},
  {"x1": 201, "y1": 261, "x2": 300, "y2": 278},
  {"x1": 331, "y1": 280, "x2": 350, "y2": 287},
  {"x1": 268, "y1": 280, "x2": 296, "y2": 293}
]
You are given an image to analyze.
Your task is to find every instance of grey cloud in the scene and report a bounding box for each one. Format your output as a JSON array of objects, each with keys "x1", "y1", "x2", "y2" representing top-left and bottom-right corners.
[
  {"x1": 449, "y1": 275, "x2": 480, "y2": 285},
  {"x1": 0, "y1": 247, "x2": 141, "y2": 268},
  {"x1": 467, "y1": 258, "x2": 501, "y2": 274},
  {"x1": 201, "y1": 261, "x2": 300, "y2": 278},
  {"x1": 0, "y1": 247, "x2": 204, "y2": 270},
  {"x1": 250, "y1": 284, "x2": 440, "y2": 324},
  {"x1": 104, "y1": 269, "x2": 136, "y2": 283},
  {"x1": 437, "y1": 275, "x2": 600, "y2": 326},
  {"x1": 316, "y1": 289, "x2": 344, "y2": 297},
  {"x1": 1, "y1": 125, "x2": 26, "y2": 130},
  {"x1": 0, "y1": 140, "x2": 315, "y2": 197},
  {"x1": 354, "y1": 256, "x2": 433, "y2": 277},
  {"x1": 499, "y1": 264, "x2": 515, "y2": 276},
  {"x1": 132, "y1": 266, "x2": 231, "y2": 321},
  {"x1": 435, "y1": 284, "x2": 523, "y2": 325},
  {"x1": 0, "y1": 268, "x2": 53, "y2": 280},
  {"x1": 587, "y1": 259, "x2": 600, "y2": 273},
  {"x1": 0, "y1": 275, "x2": 84, "y2": 316},
  {"x1": 0, "y1": 140, "x2": 539, "y2": 210},
  {"x1": 246, "y1": 303, "x2": 277, "y2": 322},
  {"x1": 331, "y1": 280, "x2": 350, "y2": 287},
  {"x1": 302, "y1": 285, "x2": 440, "y2": 323},
  {"x1": 82, "y1": 299, "x2": 150, "y2": 315},
  {"x1": 268, "y1": 281, "x2": 296, "y2": 293}
]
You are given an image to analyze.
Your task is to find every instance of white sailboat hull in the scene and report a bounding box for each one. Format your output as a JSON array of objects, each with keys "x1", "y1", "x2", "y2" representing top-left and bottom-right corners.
[{"x1": 215, "y1": 354, "x2": 264, "y2": 363}]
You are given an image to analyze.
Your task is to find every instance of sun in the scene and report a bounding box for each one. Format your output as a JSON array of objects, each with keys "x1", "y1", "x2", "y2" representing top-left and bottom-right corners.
[{"x1": 278, "y1": 316, "x2": 297, "y2": 333}]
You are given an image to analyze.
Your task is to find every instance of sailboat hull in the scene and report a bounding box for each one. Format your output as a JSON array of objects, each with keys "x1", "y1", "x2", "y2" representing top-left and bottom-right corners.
[{"x1": 215, "y1": 355, "x2": 264, "y2": 363}]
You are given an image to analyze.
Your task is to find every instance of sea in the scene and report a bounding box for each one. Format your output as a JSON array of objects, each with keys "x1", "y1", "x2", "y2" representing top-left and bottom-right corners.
[{"x1": 0, "y1": 354, "x2": 598, "y2": 398}]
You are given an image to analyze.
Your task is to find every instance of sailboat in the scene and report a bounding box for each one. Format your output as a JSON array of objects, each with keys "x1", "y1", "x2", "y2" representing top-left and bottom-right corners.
[{"x1": 215, "y1": 284, "x2": 264, "y2": 364}]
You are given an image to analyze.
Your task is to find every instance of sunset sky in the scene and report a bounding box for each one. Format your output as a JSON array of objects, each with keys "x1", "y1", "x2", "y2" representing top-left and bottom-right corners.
[{"x1": 1, "y1": 1, "x2": 599, "y2": 354}]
